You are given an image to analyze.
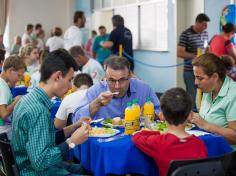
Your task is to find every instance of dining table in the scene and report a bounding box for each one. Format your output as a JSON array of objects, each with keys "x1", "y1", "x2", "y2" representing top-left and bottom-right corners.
[{"x1": 73, "y1": 125, "x2": 233, "y2": 176}]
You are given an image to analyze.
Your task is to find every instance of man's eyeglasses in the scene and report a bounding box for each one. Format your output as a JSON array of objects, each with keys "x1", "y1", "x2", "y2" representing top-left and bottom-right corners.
[{"x1": 107, "y1": 78, "x2": 129, "y2": 85}]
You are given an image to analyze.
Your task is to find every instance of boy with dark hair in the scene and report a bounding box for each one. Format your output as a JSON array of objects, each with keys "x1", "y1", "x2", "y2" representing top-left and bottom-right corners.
[
  {"x1": 132, "y1": 88, "x2": 208, "y2": 176},
  {"x1": 55, "y1": 73, "x2": 93, "y2": 129},
  {"x1": 0, "y1": 49, "x2": 5, "y2": 73},
  {"x1": 11, "y1": 49, "x2": 90, "y2": 175}
]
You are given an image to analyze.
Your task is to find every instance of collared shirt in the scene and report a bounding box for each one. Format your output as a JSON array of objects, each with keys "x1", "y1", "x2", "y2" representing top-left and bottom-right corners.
[
  {"x1": 178, "y1": 26, "x2": 208, "y2": 71},
  {"x1": 11, "y1": 87, "x2": 67, "y2": 176},
  {"x1": 200, "y1": 76, "x2": 236, "y2": 128},
  {"x1": 73, "y1": 78, "x2": 160, "y2": 121},
  {"x1": 64, "y1": 25, "x2": 82, "y2": 50}
]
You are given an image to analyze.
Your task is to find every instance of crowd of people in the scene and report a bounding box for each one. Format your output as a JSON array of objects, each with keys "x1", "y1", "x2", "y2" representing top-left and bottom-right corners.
[{"x1": 0, "y1": 9, "x2": 236, "y2": 176}]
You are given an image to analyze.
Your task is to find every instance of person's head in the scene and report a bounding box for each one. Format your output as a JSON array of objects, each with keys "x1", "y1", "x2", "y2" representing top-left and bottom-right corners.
[
  {"x1": 2, "y1": 55, "x2": 26, "y2": 87},
  {"x1": 0, "y1": 49, "x2": 5, "y2": 67},
  {"x1": 112, "y1": 15, "x2": 124, "y2": 28},
  {"x1": 69, "y1": 46, "x2": 88, "y2": 66},
  {"x1": 21, "y1": 44, "x2": 39, "y2": 62},
  {"x1": 104, "y1": 56, "x2": 131, "y2": 97},
  {"x1": 194, "y1": 13, "x2": 210, "y2": 32},
  {"x1": 73, "y1": 73, "x2": 93, "y2": 89},
  {"x1": 39, "y1": 50, "x2": 49, "y2": 65},
  {"x1": 98, "y1": 25, "x2": 106, "y2": 36},
  {"x1": 40, "y1": 49, "x2": 78, "y2": 97},
  {"x1": 53, "y1": 27, "x2": 63, "y2": 37},
  {"x1": 14, "y1": 35, "x2": 21, "y2": 45},
  {"x1": 192, "y1": 53, "x2": 231, "y2": 93},
  {"x1": 91, "y1": 30, "x2": 97, "y2": 38},
  {"x1": 26, "y1": 24, "x2": 34, "y2": 34},
  {"x1": 35, "y1": 23, "x2": 42, "y2": 31},
  {"x1": 222, "y1": 23, "x2": 235, "y2": 39},
  {"x1": 73, "y1": 11, "x2": 86, "y2": 28},
  {"x1": 160, "y1": 88, "x2": 192, "y2": 126}
]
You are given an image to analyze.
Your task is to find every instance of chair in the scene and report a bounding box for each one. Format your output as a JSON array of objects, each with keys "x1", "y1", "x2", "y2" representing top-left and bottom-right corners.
[
  {"x1": 0, "y1": 133, "x2": 19, "y2": 176},
  {"x1": 167, "y1": 151, "x2": 235, "y2": 176}
]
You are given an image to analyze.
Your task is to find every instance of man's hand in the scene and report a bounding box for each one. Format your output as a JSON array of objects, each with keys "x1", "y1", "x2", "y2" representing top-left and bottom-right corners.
[
  {"x1": 97, "y1": 91, "x2": 113, "y2": 106},
  {"x1": 70, "y1": 124, "x2": 89, "y2": 145},
  {"x1": 190, "y1": 113, "x2": 209, "y2": 130}
]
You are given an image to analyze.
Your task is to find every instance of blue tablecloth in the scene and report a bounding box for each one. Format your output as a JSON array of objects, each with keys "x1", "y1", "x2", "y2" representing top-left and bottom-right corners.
[
  {"x1": 74, "y1": 127, "x2": 233, "y2": 176},
  {"x1": 11, "y1": 86, "x2": 28, "y2": 97}
]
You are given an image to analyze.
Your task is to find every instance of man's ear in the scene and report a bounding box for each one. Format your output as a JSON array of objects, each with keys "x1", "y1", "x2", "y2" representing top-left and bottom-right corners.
[
  {"x1": 52, "y1": 71, "x2": 62, "y2": 81},
  {"x1": 159, "y1": 111, "x2": 165, "y2": 121}
]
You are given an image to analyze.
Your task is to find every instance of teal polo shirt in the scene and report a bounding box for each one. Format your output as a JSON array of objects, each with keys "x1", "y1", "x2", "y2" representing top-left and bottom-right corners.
[{"x1": 200, "y1": 76, "x2": 236, "y2": 127}]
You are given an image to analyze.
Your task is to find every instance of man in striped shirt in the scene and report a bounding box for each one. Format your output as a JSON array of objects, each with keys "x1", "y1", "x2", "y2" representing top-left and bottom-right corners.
[{"x1": 177, "y1": 13, "x2": 210, "y2": 111}]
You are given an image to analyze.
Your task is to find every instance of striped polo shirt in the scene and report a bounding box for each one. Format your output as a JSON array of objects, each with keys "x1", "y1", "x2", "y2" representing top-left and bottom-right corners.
[{"x1": 178, "y1": 26, "x2": 208, "y2": 71}]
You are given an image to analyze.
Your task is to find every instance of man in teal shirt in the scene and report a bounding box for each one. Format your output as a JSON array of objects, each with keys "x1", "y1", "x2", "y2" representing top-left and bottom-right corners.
[
  {"x1": 11, "y1": 49, "x2": 90, "y2": 175},
  {"x1": 92, "y1": 25, "x2": 111, "y2": 65}
]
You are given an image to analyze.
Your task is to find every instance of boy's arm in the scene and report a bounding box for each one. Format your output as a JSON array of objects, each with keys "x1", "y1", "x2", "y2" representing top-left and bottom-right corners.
[
  {"x1": 0, "y1": 95, "x2": 21, "y2": 119},
  {"x1": 132, "y1": 130, "x2": 160, "y2": 157}
]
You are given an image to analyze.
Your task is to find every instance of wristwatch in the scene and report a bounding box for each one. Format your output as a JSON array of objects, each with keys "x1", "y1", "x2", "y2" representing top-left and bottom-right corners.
[{"x1": 66, "y1": 138, "x2": 76, "y2": 149}]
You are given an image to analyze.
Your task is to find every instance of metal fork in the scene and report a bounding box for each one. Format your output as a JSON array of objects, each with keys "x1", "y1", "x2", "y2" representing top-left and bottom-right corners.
[{"x1": 97, "y1": 133, "x2": 126, "y2": 143}]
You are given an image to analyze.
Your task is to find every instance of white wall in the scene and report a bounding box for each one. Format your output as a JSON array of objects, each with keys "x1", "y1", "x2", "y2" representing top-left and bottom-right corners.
[{"x1": 6, "y1": 0, "x2": 75, "y2": 50}]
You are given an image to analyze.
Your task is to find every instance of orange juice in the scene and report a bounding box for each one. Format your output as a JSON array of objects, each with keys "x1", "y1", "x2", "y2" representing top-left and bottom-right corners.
[
  {"x1": 132, "y1": 99, "x2": 140, "y2": 131},
  {"x1": 143, "y1": 97, "x2": 154, "y2": 121},
  {"x1": 24, "y1": 72, "x2": 31, "y2": 87},
  {"x1": 124, "y1": 102, "x2": 136, "y2": 135}
]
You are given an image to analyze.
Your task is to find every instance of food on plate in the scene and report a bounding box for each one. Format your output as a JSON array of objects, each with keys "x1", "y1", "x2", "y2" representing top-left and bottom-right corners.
[
  {"x1": 112, "y1": 117, "x2": 124, "y2": 126},
  {"x1": 103, "y1": 117, "x2": 112, "y2": 124},
  {"x1": 185, "y1": 122, "x2": 194, "y2": 129},
  {"x1": 89, "y1": 127, "x2": 118, "y2": 137}
]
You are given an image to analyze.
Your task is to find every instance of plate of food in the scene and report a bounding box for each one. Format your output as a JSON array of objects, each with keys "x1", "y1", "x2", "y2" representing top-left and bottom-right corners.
[
  {"x1": 101, "y1": 117, "x2": 125, "y2": 128},
  {"x1": 89, "y1": 127, "x2": 120, "y2": 137},
  {"x1": 147, "y1": 121, "x2": 195, "y2": 132}
]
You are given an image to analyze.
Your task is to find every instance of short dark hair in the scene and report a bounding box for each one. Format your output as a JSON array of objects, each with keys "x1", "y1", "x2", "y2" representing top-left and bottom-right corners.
[
  {"x1": 112, "y1": 15, "x2": 124, "y2": 27},
  {"x1": 3, "y1": 55, "x2": 26, "y2": 71},
  {"x1": 73, "y1": 73, "x2": 93, "y2": 88},
  {"x1": 104, "y1": 56, "x2": 130, "y2": 71},
  {"x1": 69, "y1": 46, "x2": 85, "y2": 57},
  {"x1": 160, "y1": 88, "x2": 192, "y2": 126},
  {"x1": 40, "y1": 49, "x2": 78, "y2": 82},
  {"x1": 98, "y1": 25, "x2": 106, "y2": 30},
  {"x1": 53, "y1": 27, "x2": 63, "y2": 36},
  {"x1": 222, "y1": 23, "x2": 235, "y2": 34},
  {"x1": 195, "y1": 13, "x2": 210, "y2": 23},
  {"x1": 0, "y1": 49, "x2": 5, "y2": 62},
  {"x1": 35, "y1": 23, "x2": 42, "y2": 30},
  {"x1": 26, "y1": 24, "x2": 34, "y2": 31},
  {"x1": 74, "y1": 11, "x2": 84, "y2": 23}
]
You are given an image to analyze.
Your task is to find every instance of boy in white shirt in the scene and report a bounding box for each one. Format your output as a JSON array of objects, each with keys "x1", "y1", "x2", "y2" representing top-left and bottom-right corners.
[{"x1": 54, "y1": 73, "x2": 93, "y2": 129}]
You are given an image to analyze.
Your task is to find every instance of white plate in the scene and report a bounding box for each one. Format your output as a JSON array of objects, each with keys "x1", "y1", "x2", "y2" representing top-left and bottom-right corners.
[
  {"x1": 89, "y1": 128, "x2": 120, "y2": 138},
  {"x1": 187, "y1": 130, "x2": 210, "y2": 136},
  {"x1": 101, "y1": 121, "x2": 124, "y2": 128}
]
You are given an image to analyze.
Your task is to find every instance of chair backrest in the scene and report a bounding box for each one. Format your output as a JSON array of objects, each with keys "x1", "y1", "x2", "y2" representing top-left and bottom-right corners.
[
  {"x1": 167, "y1": 151, "x2": 235, "y2": 176},
  {"x1": 0, "y1": 133, "x2": 19, "y2": 176},
  {"x1": 170, "y1": 160, "x2": 225, "y2": 176}
]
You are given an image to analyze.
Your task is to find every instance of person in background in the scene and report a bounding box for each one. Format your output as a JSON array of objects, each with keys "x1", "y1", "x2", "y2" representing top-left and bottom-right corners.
[
  {"x1": 30, "y1": 50, "x2": 49, "y2": 89},
  {"x1": 20, "y1": 44, "x2": 40, "y2": 75},
  {"x1": 191, "y1": 53, "x2": 236, "y2": 146},
  {"x1": 73, "y1": 56, "x2": 160, "y2": 121},
  {"x1": 64, "y1": 11, "x2": 86, "y2": 50},
  {"x1": 0, "y1": 34, "x2": 5, "y2": 50},
  {"x1": 132, "y1": 88, "x2": 208, "y2": 176},
  {"x1": 101, "y1": 15, "x2": 134, "y2": 71},
  {"x1": 22, "y1": 24, "x2": 34, "y2": 47},
  {"x1": 0, "y1": 49, "x2": 6, "y2": 73},
  {"x1": 177, "y1": 13, "x2": 210, "y2": 112},
  {"x1": 31, "y1": 23, "x2": 43, "y2": 42},
  {"x1": 69, "y1": 45, "x2": 104, "y2": 84},
  {"x1": 10, "y1": 35, "x2": 22, "y2": 55},
  {"x1": 85, "y1": 30, "x2": 97, "y2": 57},
  {"x1": 36, "y1": 29, "x2": 45, "y2": 50},
  {"x1": 92, "y1": 25, "x2": 111, "y2": 65},
  {"x1": 11, "y1": 49, "x2": 90, "y2": 175},
  {"x1": 46, "y1": 27, "x2": 64, "y2": 52},
  {"x1": 55, "y1": 73, "x2": 93, "y2": 129},
  {"x1": 0, "y1": 55, "x2": 26, "y2": 138}
]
